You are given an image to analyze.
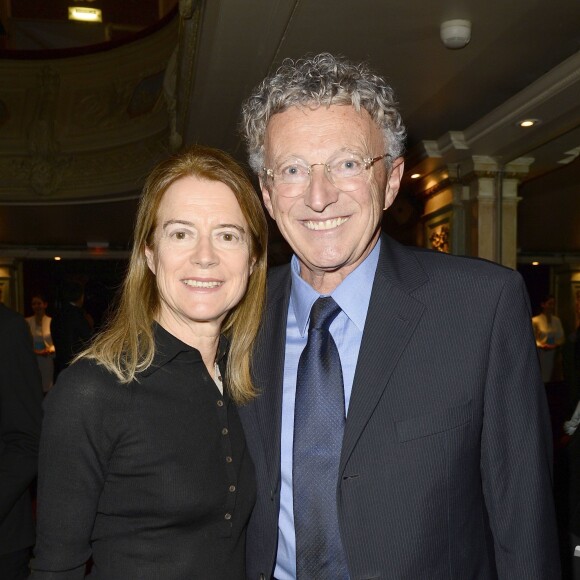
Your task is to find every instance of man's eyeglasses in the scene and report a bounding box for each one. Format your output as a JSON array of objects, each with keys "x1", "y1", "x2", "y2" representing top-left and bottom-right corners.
[{"x1": 262, "y1": 152, "x2": 391, "y2": 196}]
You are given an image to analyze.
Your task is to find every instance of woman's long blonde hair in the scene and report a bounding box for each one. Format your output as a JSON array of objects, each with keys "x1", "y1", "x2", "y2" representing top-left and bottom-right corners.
[{"x1": 80, "y1": 145, "x2": 268, "y2": 404}]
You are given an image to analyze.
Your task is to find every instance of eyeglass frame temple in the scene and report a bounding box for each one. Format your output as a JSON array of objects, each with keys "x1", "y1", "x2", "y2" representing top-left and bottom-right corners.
[{"x1": 364, "y1": 153, "x2": 392, "y2": 170}]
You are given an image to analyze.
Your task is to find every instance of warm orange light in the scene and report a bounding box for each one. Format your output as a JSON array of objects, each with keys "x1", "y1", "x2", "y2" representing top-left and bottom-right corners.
[
  {"x1": 410, "y1": 173, "x2": 421, "y2": 179},
  {"x1": 54, "y1": 256, "x2": 61, "y2": 261},
  {"x1": 532, "y1": 261, "x2": 540, "y2": 266},
  {"x1": 68, "y1": 6, "x2": 102, "y2": 22}
]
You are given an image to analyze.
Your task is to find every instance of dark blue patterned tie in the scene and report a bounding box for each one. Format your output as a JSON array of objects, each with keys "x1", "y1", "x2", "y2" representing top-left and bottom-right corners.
[{"x1": 293, "y1": 296, "x2": 349, "y2": 579}]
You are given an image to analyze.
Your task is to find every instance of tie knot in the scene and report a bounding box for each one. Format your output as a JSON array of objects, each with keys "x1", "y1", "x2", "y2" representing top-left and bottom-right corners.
[{"x1": 309, "y1": 296, "x2": 341, "y2": 332}]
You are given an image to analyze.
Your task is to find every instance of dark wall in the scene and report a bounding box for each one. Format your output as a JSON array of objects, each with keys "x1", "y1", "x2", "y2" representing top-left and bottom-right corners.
[
  {"x1": 518, "y1": 158, "x2": 580, "y2": 254},
  {"x1": 22, "y1": 258, "x2": 127, "y2": 331}
]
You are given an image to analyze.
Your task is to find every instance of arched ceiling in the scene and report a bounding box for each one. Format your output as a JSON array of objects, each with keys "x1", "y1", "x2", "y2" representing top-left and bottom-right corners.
[{"x1": 0, "y1": 0, "x2": 578, "y2": 258}]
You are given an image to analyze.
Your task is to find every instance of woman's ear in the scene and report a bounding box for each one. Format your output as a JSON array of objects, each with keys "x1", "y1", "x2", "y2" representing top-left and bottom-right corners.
[{"x1": 144, "y1": 245, "x2": 156, "y2": 274}]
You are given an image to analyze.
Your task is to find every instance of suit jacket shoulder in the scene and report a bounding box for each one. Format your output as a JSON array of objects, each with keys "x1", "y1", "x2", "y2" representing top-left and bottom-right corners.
[
  {"x1": 0, "y1": 304, "x2": 43, "y2": 554},
  {"x1": 379, "y1": 234, "x2": 518, "y2": 287}
]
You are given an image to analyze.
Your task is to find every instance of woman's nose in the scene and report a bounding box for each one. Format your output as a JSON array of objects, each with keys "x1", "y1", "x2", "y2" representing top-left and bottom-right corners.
[{"x1": 190, "y1": 235, "x2": 218, "y2": 268}]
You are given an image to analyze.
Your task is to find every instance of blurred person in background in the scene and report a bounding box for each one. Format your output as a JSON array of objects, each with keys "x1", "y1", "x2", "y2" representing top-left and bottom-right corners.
[
  {"x1": 26, "y1": 293, "x2": 55, "y2": 393},
  {"x1": 50, "y1": 281, "x2": 92, "y2": 380},
  {"x1": 533, "y1": 294, "x2": 565, "y2": 384}
]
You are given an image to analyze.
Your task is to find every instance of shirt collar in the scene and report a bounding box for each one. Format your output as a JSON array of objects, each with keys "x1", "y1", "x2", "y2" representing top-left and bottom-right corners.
[
  {"x1": 142, "y1": 322, "x2": 228, "y2": 377},
  {"x1": 290, "y1": 238, "x2": 381, "y2": 337}
]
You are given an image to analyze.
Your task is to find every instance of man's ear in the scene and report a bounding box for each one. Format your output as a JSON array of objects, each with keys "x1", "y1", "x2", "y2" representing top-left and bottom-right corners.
[
  {"x1": 384, "y1": 157, "x2": 405, "y2": 210},
  {"x1": 260, "y1": 177, "x2": 275, "y2": 220},
  {"x1": 144, "y1": 245, "x2": 156, "y2": 275}
]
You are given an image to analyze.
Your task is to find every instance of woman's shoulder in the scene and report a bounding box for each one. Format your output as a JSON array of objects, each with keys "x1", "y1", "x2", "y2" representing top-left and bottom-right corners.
[
  {"x1": 48, "y1": 357, "x2": 131, "y2": 412},
  {"x1": 43, "y1": 358, "x2": 132, "y2": 451}
]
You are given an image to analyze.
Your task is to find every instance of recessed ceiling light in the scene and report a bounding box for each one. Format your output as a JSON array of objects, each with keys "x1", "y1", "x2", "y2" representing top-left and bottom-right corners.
[
  {"x1": 68, "y1": 7, "x2": 102, "y2": 22},
  {"x1": 54, "y1": 256, "x2": 62, "y2": 261},
  {"x1": 532, "y1": 261, "x2": 540, "y2": 266},
  {"x1": 519, "y1": 119, "x2": 540, "y2": 128},
  {"x1": 410, "y1": 173, "x2": 421, "y2": 179}
]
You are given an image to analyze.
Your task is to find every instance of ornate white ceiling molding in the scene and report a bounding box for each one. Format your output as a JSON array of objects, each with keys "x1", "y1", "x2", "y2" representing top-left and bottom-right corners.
[
  {"x1": 0, "y1": 13, "x2": 188, "y2": 203},
  {"x1": 462, "y1": 50, "x2": 580, "y2": 149},
  {"x1": 408, "y1": 50, "x2": 580, "y2": 182}
]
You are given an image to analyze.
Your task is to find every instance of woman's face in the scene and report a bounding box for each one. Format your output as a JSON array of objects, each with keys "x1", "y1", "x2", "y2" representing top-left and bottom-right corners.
[
  {"x1": 541, "y1": 298, "x2": 555, "y2": 314},
  {"x1": 31, "y1": 297, "x2": 47, "y2": 316},
  {"x1": 145, "y1": 176, "x2": 254, "y2": 338}
]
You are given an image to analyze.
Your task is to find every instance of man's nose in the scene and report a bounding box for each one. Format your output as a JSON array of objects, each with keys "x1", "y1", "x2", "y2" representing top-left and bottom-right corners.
[{"x1": 304, "y1": 164, "x2": 339, "y2": 212}]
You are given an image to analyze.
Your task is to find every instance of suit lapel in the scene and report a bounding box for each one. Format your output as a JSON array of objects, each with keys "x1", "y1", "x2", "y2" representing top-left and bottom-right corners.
[
  {"x1": 247, "y1": 266, "x2": 291, "y2": 491},
  {"x1": 339, "y1": 236, "x2": 427, "y2": 475}
]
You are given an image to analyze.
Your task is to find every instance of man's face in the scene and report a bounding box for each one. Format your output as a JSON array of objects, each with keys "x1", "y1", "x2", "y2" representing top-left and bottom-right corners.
[{"x1": 261, "y1": 104, "x2": 403, "y2": 290}]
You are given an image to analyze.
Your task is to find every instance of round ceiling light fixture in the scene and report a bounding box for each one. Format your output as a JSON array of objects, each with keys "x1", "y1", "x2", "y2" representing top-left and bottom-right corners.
[
  {"x1": 519, "y1": 119, "x2": 540, "y2": 128},
  {"x1": 440, "y1": 19, "x2": 471, "y2": 49}
]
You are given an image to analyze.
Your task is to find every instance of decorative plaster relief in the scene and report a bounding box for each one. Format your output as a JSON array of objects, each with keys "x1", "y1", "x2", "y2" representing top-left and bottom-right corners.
[
  {"x1": 128, "y1": 71, "x2": 165, "y2": 118},
  {"x1": 0, "y1": 14, "x2": 183, "y2": 201}
]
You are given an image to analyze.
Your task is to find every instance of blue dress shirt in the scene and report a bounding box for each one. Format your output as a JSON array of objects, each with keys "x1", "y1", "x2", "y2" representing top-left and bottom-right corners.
[{"x1": 274, "y1": 240, "x2": 381, "y2": 579}]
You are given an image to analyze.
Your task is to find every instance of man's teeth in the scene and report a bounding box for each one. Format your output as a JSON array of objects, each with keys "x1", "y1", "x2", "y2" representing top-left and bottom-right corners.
[
  {"x1": 304, "y1": 217, "x2": 348, "y2": 230},
  {"x1": 183, "y1": 280, "x2": 222, "y2": 288}
]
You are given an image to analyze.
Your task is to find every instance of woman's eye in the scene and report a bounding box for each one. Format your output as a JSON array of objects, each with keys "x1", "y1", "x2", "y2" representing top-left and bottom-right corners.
[
  {"x1": 219, "y1": 232, "x2": 239, "y2": 243},
  {"x1": 168, "y1": 230, "x2": 189, "y2": 241}
]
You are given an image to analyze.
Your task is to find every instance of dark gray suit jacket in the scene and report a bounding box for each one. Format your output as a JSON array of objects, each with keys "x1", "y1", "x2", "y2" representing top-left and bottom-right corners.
[
  {"x1": 239, "y1": 234, "x2": 561, "y2": 579},
  {"x1": 0, "y1": 303, "x2": 43, "y2": 556}
]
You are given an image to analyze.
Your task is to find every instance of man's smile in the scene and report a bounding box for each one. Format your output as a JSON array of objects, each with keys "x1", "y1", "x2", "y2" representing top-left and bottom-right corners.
[{"x1": 302, "y1": 217, "x2": 349, "y2": 231}]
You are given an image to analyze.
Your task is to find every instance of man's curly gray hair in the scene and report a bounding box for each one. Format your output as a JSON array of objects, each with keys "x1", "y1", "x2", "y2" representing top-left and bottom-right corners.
[{"x1": 240, "y1": 52, "x2": 407, "y2": 175}]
